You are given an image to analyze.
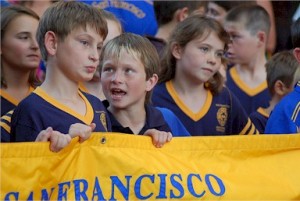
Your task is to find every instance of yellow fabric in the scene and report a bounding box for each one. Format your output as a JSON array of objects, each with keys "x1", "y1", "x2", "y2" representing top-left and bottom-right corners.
[{"x1": 1, "y1": 133, "x2": 300, "y2": 200}]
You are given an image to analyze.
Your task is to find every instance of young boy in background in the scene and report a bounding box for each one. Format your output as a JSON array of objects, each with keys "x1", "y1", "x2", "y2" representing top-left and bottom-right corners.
[
  {"x1": 11, "y1": 1, "x2": 111, "y2": 142},
  {"x1": 249, "y1": 50, "x2": 300, "y2": 133},
  {"x1": 265, "y1": 18, "x2": 300, "y2": 134},
  {"x1": 147, "y1": 1, "x2": 207, "y2": 57},
  {"x1": 224, "y1": 5, "x2": 271, "y2": 115}
]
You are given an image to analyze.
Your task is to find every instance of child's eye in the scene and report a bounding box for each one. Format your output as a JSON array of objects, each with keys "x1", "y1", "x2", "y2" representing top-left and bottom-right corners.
[
  {"x1": 80, "y1": 40, "x2": 89, "y2": 46},
  {"x1": 216, "y1": 51, "x2": 224, "y2": 58},
  {"x1": 97, "y1": 46, "x2": 102, "y2": 51},
  {"x1": 125, "y1": 68, "x2": 134, "y2": 74},
  {"x1": 231, "y1": 35, "x2": 240, "y2": 40},
  {"x1": 20, "y1": 36, "x2": 28, "y2": 40},
  {"x1": 17, "y1": 34, "x2": 29, "y2": 40},
  {"x1": 199, "y1": 47, "x2": 209, "y2": 52},
  {"x1": 208, "y1": 8, "x2": 219, "y2": 17},
  {"x1": 103, "y1": 67, "x2": 113, "y2": 73}
]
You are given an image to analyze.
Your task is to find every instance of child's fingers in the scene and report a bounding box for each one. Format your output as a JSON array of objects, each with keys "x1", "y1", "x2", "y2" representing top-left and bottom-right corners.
[
  {"x1": 167, "y1": 132, "x2": 172, "y2": 142},
  {"x1": 78, "y1": 127, "x2": 93, "y2": 143},
  {"x1": 156, "y1": 132, "x2": 172, "y2": 148},
  {"x1": 144, "y1": 129, "x2": 172, "y2": 148},
  {"x1": 50, "y1": 132, "x2": 71, "y2": 152},
  {"x1": 90, "y1": 123, "x2": 96, "y2": 132},
  {"x1": 35, "y1": 127, "x2": 53, "y2": 142},
  {"x1": 49, "y1": 132, "x2": 60, "y2": 152}
]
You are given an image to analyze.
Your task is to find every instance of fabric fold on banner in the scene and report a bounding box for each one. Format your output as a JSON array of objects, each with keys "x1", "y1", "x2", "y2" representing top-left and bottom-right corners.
[{"x1": 1, "y1": 133, "x2": 300, "y2": 200}]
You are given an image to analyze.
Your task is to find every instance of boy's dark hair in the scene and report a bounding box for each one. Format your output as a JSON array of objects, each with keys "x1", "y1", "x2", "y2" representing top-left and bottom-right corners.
[
  {"x1": 291, "y1": 18, "x2": 300, "y2": 48},
  {"x1": 1, "y1": 5, "x2": 40, "y2": 88},
  {"x1": 99, "y1": 33, "x2": 160, "y2": 104},
  {"x1": 154, "y1": 1, "x2": 207, "y2": 26},
  {"x1": 159, "y1": 15, "x2": 230, "y2": 95},
  {"x1": 225, "y1": 5, "x2": 270, "y2": 36},
  {"x1": 37, "y1": 1, "x2": 108, "y2": 61},
  {"x1": 210, "y1": 1, "x2": 256, "y2": 12},
  {"x1": 266, "y1": 50, "x2": 300, "y2": 96}
]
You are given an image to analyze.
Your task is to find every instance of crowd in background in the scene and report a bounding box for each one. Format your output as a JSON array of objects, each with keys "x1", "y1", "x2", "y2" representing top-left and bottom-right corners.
[{"x1": 1, "y1": 1, "x2": 300, "y2": 148}]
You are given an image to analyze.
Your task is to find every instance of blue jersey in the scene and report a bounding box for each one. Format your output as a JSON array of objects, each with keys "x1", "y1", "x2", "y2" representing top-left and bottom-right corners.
[
  {"x1": 0, "y1": 87, "x2": 34, "y2": 116},
  {"x1": 0, "y1": 110, "x2": 13, "y2": 142},
  {"x1": 11, "y1": 87, "x2": 111, "y2": 142},
  {"x1": 265, "y1": 81, "x2": 300, "y2": 134},
  {"x1": 83, "y1": 0, "x2": 158, "y2": 36},
  {"x1": 156, "y1": 107, "x2": 190, "y2": 137},
  {"x1": 152, "y1": 81, "x2": 258, "y2": 136},
  {"x1": 249, "y1": 107, "x2": 269, "y2": 134},
  {"x1": 226, "y1": 67, "x2": 271, "y2": 115}
]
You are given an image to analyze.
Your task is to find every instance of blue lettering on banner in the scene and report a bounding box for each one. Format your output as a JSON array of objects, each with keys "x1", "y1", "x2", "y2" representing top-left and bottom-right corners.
[
  {"x1": 26, "y1": 192, "x2": 33, "y2": 201},
  {"x1": 41, "y1": 188, "x2": 54, "y2": 200},
  {"x1": 57, "y1": 181, "x2": 70, "y2": 201},
  {"x1": 156, "y1": 174, "x2": 167, "y2": 199},
  {"x1": 205, "y1": 174, "x2": 225, "y2": 196},
  {"x1": 3, "y1": 173, "x2": 225, "y2": 200},
  {"x1": 73, "y1": 179, "x2": 89, "y2": 200},
  {"x1": 110, "y1": 175, "x2": 132, "y2": 200},
  {"x1": 170, "y1": 174, "x2": 184, "y2": 198},
  {"x1": 135, "y1": 174, "x2": 154, "y2": 200},
  {"x1": 92, "y1": 177, "x2": 105, "y2": 201},
  {"x1": 4, "y1": 192, "x2": 19, "y2": 200},
  {"x1": 187, "y1": 174, "x2": 206, "y2": 198}
]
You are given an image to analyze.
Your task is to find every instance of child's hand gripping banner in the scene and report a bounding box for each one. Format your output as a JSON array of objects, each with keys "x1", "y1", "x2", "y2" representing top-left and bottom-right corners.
[{"x1": 1, "y1": 133, "x2": 300, "y2": 200}]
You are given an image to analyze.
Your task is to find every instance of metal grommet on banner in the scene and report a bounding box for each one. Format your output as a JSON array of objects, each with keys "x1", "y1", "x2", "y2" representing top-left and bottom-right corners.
[{"x1": 101, "y1": 136, "x2": 106, "y2": 144}]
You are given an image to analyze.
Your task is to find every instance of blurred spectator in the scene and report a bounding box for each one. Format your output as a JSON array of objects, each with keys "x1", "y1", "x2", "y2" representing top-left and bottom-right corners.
[{"x1": 84, "y1": 0, "x2": 158, "y2": 36}]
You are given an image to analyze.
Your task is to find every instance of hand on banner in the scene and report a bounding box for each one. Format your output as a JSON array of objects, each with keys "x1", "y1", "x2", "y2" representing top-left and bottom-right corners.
[
  {"x1": 68, "y1": 123, "x2": 96, "y2": 143},
  {"x1": 144, "y1": 129, "x2": 172, "y2": 148},
  {"x1": 35, "y1": 127, "x2": 71, "y2": 152}
]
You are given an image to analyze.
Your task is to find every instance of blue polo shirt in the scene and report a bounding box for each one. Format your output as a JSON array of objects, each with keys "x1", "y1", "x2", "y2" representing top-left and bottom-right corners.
[
  {"x1": 265, "y1": 81, "x2": 300, "y2": 134},
  {"x1": 103, "y1": 100, "x2": 171, "y2": 134}
]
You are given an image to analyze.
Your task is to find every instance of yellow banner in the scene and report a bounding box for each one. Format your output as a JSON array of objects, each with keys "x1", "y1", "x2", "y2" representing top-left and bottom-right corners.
[{"x1": 1, "y1": 133, "x2": 300, "y2": 200}]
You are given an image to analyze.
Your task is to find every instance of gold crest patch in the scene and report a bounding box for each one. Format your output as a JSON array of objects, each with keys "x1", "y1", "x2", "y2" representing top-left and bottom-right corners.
[
  {"x1": 217, "y1": 107, "x2": 228, "y2": 127},
  {"x1": 100, "y1": 112, "x2": 107, "y2": 131}
]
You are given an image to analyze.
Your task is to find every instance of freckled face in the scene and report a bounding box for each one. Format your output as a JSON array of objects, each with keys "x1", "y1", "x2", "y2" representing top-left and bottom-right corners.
[
  {"x1": 55, "y1": 26, "x2": 104, "y2": 82},
  {"x1": 101, "y1": 50, "x2": 151, "y2": 110},
  {"x1": 175, "y1": 31, "x2": 225, "y2": 84}
]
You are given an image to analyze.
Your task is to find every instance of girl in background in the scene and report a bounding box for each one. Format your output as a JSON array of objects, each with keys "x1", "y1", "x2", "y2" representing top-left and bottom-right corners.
[
  {"x1": 1, "y1": 5, "x2": 41, "y2": 116},
  {"x1": 152, "y1": 15, "x2": 258, "y2": 136}
]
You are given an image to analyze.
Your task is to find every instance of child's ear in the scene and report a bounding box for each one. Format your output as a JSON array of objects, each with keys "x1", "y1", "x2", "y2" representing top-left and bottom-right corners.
[
  {"x1": 293, "y1": 47, "x2": 300, "y2": 63},
  {"x1": 171, "y1": 43, "x2": 182, "y2": 60},
  {"x1": 146, "y1": 74, "x2": 158, "y2": 92},
  {"x1": 274, "y1": 80, "x2": 290, "y2": 96},
  {"x1": 176, "y1": 7, "x2": 189, "y2": 22},
  {"x1": 45, "y1": 31, "x2": 58, "y2": 56},
  {"x1": 257, "y1": 31, "x2": 266, "y2": 46}
]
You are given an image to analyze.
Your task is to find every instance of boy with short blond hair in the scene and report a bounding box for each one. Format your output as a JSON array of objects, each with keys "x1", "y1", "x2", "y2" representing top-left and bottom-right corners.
[
  {"x1": 11, "y1": 1, "x2": 111, "y2": 142},
  {"x1": 224, "y1": 5, "x2": 271, "y2": 115},
  {"x1": 99, "y1": 33, "x2": 189, "y2": 146}
]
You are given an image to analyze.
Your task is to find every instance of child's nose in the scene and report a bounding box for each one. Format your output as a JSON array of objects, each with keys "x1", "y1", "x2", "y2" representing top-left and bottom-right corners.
[
  {"x1": 111, "y1": 71, "x2": 124, "y2": 83},
  {"x1": 30, "y1": 38, "x2": 39, "y2": 50},
  {"x1": 207, "y1": 52, "x2": 217, "y2": 65},
  {"x1": 89, "y1": 49, "x2": 99, "y2": 63}
]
